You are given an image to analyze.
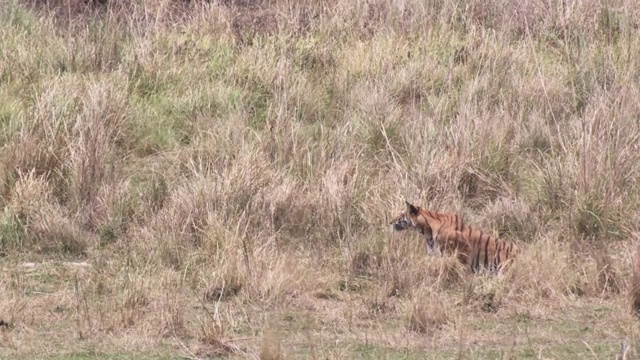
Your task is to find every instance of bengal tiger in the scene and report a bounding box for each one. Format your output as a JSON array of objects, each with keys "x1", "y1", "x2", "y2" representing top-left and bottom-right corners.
[{"x1": 389, "y1": 200, "x2": 518, "y2": 274}]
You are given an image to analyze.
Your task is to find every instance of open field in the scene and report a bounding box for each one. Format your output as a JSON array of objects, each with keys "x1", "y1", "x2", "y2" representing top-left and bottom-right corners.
[{"x1": 1, "y1": 0, "x2": 640, "y2": 358}]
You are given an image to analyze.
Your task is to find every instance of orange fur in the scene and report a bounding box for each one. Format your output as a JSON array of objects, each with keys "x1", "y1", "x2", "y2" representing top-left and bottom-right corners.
[{"x1": 390, "y1": 200, "x2": 518, "y2": 273}]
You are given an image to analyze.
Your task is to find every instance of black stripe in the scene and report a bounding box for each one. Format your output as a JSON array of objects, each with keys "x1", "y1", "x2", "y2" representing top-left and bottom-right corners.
[
  {"x1": 483, "y1": 234, "x2": 490, "y2": 269},
  {"x1": 491, "y1": 239, "x2": 499, "y2": 270},
  {"x1": 470, "y1": 240, "x2": 477, "y2": 272},
  {"x1": 474, "y1": 229, "x2": 482, "y2": 272},
  {"x1": 471, "y1": 251, "x2": 477, "y2": 273},
  {"x1": 467, "y1": 226, "x2": 475, "y2": 272}
]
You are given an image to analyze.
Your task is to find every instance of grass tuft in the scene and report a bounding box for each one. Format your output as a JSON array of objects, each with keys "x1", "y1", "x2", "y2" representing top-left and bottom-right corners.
[
  {"x1": 407, "y1": 291, "x2": 451, "y2": 335},
  {"x1": 632, "y1": 241, "x2": 640, "y2": 318}
]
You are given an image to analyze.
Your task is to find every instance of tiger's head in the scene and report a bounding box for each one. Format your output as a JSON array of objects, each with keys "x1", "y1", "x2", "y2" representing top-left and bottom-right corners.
[
  {"x1": 389, "y1": 200, "x2": 438, "y2": 254},
  {"x1": 389, "y1": 200, "x2": 419, "y2": 231}
]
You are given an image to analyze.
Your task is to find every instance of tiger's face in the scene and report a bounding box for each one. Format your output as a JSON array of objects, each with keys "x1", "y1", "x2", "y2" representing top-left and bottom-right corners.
[
  {"x1": 389, "y1": 201, "x2": 419, "y2": 232},
  {"x1": 390, "y1": 209, "x2": 412, "y2": 231},
  {"x1": 390, "y1": 201, "x2": 438, "y2": 255}
]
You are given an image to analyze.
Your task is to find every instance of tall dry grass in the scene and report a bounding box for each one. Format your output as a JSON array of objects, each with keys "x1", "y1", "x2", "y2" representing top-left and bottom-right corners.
[{"x1": 0, "y1": 0, "x2": 639, "y2": 357}]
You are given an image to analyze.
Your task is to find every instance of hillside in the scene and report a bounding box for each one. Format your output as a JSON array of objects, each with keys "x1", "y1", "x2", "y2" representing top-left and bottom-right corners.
[{"x1": 1, "y1": 0, "x2": 639, "y2": 358}]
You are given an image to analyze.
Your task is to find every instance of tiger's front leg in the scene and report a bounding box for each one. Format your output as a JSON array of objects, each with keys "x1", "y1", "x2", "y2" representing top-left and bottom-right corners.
[{"x1": 424, "y1": 234, "x2": 437, "y2": 256}]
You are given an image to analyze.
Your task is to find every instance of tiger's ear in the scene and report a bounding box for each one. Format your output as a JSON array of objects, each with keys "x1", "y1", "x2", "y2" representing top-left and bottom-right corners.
[{"x1": 405, "y1": 200, "x2": 419, "y2": 215}]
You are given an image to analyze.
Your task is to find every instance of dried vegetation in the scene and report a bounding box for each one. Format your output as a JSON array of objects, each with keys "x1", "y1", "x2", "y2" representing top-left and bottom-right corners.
[{"x1": 0, "y1": 0, "x2": 640, "y2": 357}]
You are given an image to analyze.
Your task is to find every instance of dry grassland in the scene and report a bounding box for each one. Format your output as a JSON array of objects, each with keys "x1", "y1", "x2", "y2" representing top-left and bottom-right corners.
[{"x1": 1, "y1": 0, "x2": 640, "y2": 358}]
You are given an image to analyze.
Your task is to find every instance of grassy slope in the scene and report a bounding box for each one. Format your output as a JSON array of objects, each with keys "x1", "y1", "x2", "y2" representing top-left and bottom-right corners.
[{"x1": 1, "y1": 0, "x2": 640, "y2": 358}]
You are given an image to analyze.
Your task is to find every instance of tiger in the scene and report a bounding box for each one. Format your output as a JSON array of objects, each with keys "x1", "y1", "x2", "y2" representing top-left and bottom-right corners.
[{"x1": 389, "y1": 200, "x2": 518, "y2": 274}]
